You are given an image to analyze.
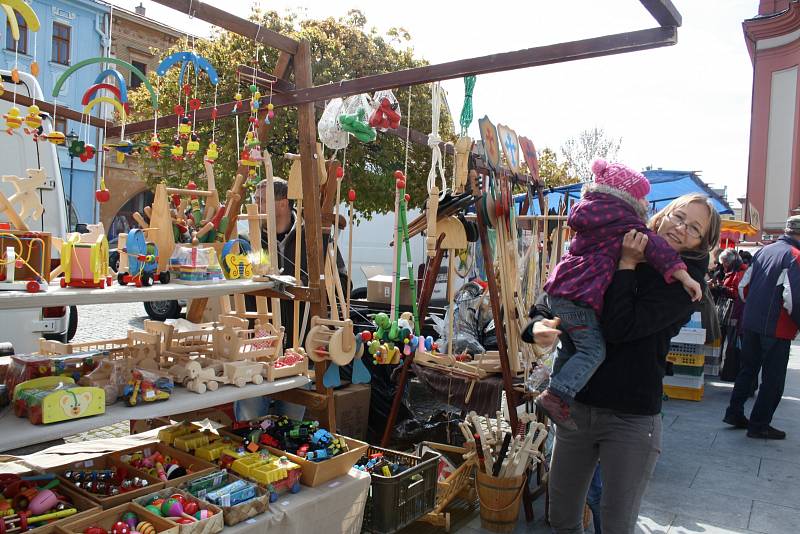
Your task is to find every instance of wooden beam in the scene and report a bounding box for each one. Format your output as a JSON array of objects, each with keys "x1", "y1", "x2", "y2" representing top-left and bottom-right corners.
[
  {"x1": 639, "y1": 0, "x2": 682, "y2": 27},
  {"x1": 0, "y1": 91, "x2": 110, "y2": 130},
  {"x1": 116, "y1": 26, "x2": 676, "y2": 137},
  {"x1": 151, "y1": 0, "x2": 299, "y2": 54},
  {"x1": 265, "y1": 27, "x2": 676, "y2": 107}
]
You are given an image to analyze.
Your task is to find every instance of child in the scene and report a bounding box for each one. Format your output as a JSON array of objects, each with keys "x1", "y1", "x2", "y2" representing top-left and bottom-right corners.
[{"x1": 529, "y1": 159, "x2": 701, "y2": 428}]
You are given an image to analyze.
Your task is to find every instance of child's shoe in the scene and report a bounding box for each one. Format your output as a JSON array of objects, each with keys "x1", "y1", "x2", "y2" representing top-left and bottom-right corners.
[{"x1": 535, "y1": 389, "x2": 577, "y2": 430}]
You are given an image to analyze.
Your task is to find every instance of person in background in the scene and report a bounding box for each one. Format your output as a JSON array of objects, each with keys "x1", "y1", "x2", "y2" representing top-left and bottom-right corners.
[
  {"x1": 712, "y1": 249, "x2": 748, "y2": 382},
  {"x1": 524, "y1": 193, "x2": 720, "y2": 533},
  {"x1": 724, "y1": 216, "x2": 800, "y2": 439},
  {"x1": 248, "y1": 178, "x2": 349, "y2": 347}
]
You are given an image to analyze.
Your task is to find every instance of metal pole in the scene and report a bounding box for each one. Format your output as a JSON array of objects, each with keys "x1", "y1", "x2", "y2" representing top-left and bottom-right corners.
[{"x1": 68, "y1": 155, "x2": 75, "y2": 231}]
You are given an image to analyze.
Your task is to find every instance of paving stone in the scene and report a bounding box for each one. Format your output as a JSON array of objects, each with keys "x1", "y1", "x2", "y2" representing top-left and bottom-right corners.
[
  {"x1": 748, "y1": 500, "x2": 800, "y2": 533},
  {"x1": 691, "y1": 464, "x2": 800, "y2": 510},
  {"x1": 642, "y1": 480, "x2": 753, "y2": 530},
  {"x1": 668, "y1": 515, "x2": 761, "y2": 534}
]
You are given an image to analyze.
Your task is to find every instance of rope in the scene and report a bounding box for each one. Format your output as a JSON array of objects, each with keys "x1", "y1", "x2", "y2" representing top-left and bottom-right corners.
[
  {"x1": 460, "y1": 76, "x2": 476, "y2": 137},
  {"x1": 427, "y1": 82, "x2": 446, "y2": 197}
]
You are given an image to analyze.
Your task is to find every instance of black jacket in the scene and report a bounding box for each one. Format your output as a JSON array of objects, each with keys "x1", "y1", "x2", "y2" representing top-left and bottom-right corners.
[{"x1": 527, "y1": 254, "x2": 707, "y2": 415}]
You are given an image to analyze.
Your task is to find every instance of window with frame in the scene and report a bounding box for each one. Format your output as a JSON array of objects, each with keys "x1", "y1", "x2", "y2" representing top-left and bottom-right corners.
[
  {"x1": 52, "y1": 22, "x2": 71, "y2": 65},
  {"x1": 54, "y1": 118, "x2": 67, "y2": 135},
  {"x1": 5, "y1": 13, "x2": 28, "y2": 54},
  {"x1": 130, "y1": 60, "x2": 147, "y2": 89}
]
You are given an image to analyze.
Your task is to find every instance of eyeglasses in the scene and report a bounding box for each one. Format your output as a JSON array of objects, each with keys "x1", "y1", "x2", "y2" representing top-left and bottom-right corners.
[{"x1": 666, "y1": 211, "x2": 704, "y2": 240}]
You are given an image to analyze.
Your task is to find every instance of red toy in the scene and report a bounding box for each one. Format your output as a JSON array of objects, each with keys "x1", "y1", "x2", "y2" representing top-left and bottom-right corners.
[{"x1": 369, "y1": 97, "x2": 401, "y2": 130}]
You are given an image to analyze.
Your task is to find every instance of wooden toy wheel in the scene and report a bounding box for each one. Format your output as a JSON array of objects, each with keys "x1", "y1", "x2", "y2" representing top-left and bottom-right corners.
[
  {"x1": 60, "y1": 278, "x2": 66, "y2": 288},
  {"x1": 207, "y1": 380, "x2": 219, "y2": 391},
  {"x1": 191, "y1": 380, "x2": 206, "y2": 394},
  {"x1": 329, "y1": 328, "x2": 357, "y2": 366},
  {"x1": 235, "y1": 377, "x2": 247, "y2": 388},
  {"x1": 25, "y1": 281, "x2": 38, "y2": 293},
  {"x1": 305, "y1": 324, "x2": 332, "y2": 362}
]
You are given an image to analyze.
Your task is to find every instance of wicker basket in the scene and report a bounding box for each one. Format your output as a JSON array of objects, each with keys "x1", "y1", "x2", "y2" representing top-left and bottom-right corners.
[{"x1": 180, "y1": 471, "x2": 269, "y2": 527}]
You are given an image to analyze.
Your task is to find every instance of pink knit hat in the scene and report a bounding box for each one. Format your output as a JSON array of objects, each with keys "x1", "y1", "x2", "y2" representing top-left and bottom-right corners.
[{"x1": 592, "y1": 159, "x2": 650, "y2": 200}]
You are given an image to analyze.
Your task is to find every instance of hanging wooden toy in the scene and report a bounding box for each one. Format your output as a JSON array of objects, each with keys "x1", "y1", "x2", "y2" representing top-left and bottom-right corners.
[
  {"x1": 2, "y1": 0, "x2": 40, "y2": 136},
  {"x1": 496, "y1": 124, "x2": 520, "y2": 173},
  {"x1": 156, "y1": 51, "x2": 219, "y2": 163},
  {"x1": 305, "y1": 317, "x2": 361, "y2": 389}
]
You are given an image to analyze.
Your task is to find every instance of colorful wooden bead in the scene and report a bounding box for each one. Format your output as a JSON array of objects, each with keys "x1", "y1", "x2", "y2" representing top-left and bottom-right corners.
[
  {"x1": 136, "y1": 521, "x2": 155, "y2": 534},
  {"x1": 122, "y1": 512, "x2": 139, "y2": 530}
]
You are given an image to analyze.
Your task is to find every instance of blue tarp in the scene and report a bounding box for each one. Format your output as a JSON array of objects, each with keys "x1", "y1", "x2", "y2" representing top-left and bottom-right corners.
[{"x1": 518, "y1": 169, "x2": 734, "y2": 216}]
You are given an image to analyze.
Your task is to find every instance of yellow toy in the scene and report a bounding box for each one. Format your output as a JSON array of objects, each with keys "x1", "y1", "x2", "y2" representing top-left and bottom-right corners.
[
  {"x1": 186, "y1": 136, "x2": 200, "y2": 157},
  {"x1": 4, "y1": 107, "x2": 22, "y2": 134},
  {"x1": 205, "y1": 141, "x2": 218, "y2": 162},
  {"x1": 23, "y1": 104, "x2": 41, "y2": 135},
  {"x1": 12, "y1": 376, "x2": 105, "y2": 424},
  {"x1": 60, "y1": 222, "x2": 112, "y2": 288},
  {"x1": 42, "y1": 131, "x2": 65, "y2": 144}
]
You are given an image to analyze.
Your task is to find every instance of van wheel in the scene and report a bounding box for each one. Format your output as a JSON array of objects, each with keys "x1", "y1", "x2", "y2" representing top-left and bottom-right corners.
[
  {"x1": 67, "y1": 306, "x2": 78, "y2": 341},
  {"x1": 144, "y1": 300, "x2": 181, "y2": 321}
]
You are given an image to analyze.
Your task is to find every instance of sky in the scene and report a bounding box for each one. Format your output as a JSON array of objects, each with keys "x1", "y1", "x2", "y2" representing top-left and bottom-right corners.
[{"x1": 107, "y1": 0, "x2": 758, "y2": 205}]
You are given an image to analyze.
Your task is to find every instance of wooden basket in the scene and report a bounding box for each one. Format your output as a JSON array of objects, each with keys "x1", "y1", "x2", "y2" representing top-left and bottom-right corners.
[
  {"x1": 18, "y1": 481, "x2": 101, "y2": 534},
  {"x1": 263, "y1": 435, "x2": 368, "y2": 487},
  {"x1": 179, "y1": 471, "x2": 269, "y2": 527},
  {"x1": 54, "y1": 456, "x2": 164, "y2": 509},
  {"x1": 476, "y1": 470, "x2": 526, "y2": 533},
  {"x1": 56, "y1": 502, "x2": 178, "y2": 534},
  {"x1": 112, "y1": 443, "x2": 217, "y2": 488},
  {"x1": 133, "y1": 488, "x2": 223, "y2": 534}
]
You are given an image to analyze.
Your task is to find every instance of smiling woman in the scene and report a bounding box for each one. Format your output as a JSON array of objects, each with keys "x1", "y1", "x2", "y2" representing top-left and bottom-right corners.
[{"x1": 648, "y1": 193, "x2": 721, "y2": 260}]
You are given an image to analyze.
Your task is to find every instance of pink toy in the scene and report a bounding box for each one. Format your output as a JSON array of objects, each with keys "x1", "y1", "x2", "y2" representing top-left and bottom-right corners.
[
  {"x1": 27, "y1": 489, "x2": 58, "y2": 515},
  {"x1": 161, "y1": 498, "x2": 183, "y2": 517},
  {"x1": 111, "y1": 521, "x2": 130, "y2": 534}
]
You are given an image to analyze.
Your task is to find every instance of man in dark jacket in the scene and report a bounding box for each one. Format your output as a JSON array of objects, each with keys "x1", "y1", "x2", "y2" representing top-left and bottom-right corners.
[
  {"x1": 723, "y1": 216, "x2": 800, "y2": 439},
  {"x1": 249, "y1": 178, "x2": 348, "y2": 348}
]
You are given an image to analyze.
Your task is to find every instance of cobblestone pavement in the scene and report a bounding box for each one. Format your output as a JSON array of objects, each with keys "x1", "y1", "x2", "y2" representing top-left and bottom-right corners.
[{"x1": 65, "y1": 302, "x2": 150, "y2": 443}]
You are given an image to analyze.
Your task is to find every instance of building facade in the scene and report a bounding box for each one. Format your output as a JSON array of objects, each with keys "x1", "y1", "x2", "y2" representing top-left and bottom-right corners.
[
  {"x1": 743, "y1": 0, "x2": 800, "y2": 235},
  {"x1": 1, "y1": 0, "x2": 110, "y2": 229},
  {"x1": 103, "y1": 3, "x2": 182, "y2": 240}
]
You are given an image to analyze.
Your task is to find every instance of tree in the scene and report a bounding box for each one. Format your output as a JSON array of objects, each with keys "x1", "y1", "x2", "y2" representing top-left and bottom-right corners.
[
  {"x1": 126, "y1": 8, "x2": 453, "y2": 216},
  {"x1": 560, "y1": 127, "x2": 622, "y2": 182},
  {"x1": 538, "y1": 147, "x2": 577, "y2": 188}
]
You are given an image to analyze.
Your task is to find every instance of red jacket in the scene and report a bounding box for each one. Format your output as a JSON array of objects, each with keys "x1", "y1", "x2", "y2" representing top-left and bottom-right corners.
[{"x1": 721, "y1": 262, "x2": 747, "y2": 327}]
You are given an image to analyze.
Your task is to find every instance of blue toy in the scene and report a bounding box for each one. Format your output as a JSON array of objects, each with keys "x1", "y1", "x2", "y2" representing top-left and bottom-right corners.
[{"x1": 117, "y1": 229, "x2": 170, "y2": 287}]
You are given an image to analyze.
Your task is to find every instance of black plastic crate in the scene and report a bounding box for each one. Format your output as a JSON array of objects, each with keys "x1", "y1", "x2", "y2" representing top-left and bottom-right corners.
[{"x1": 361, "y1": 446, "x2": 440, "y2": 534}]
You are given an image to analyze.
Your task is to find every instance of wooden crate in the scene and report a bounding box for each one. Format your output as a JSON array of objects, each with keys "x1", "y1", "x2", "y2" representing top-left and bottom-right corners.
[
  {"x1": 133, "y1": 488, "x2": 223, "y2": 534},
  {"x1": 263, "y1": 435, "x2": 368, "y2": 487},
  {"x1": 56, "y1": 503, "x2": 178, "y2": 534},
  {"x1": 9, "y1": 481, "x2": 102, "y2": 534},
  {"x1": 54, "y1": 456, "x2": 164, "y2": 509},
  {"x1": 112, "y1": 443, "x2": 217, "y2": 488}
]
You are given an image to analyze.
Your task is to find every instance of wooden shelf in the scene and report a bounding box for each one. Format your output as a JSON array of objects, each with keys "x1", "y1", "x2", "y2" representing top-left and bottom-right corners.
[
  {"x1": 0, "y1": 279, "x2": 287, "y2": 310},
  {"x1": 0, "y1": 375, "x2": 310, "y2": 452}
]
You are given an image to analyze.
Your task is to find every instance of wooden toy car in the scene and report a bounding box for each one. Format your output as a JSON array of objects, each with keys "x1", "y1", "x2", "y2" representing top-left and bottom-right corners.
[
  {"x1": 117, "y1": 229, "x2": 170, "y2": 287},
  {"x1": 60, "y1": 223, "x2": 113, "y2": 288}
]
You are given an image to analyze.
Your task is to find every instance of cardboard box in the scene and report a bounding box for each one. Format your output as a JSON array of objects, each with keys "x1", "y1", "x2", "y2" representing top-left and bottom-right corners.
[
  {"x1": 367, "y1": 275, "x2": 411, "y2": 306},
  {"x1": 112, "y1": 443, "x2": 217, "y2": 488},
  {"x1": 25, "y1": 482, "x2": 101, "y2": 534},
  {"x1": 54, "y1": 456, "x2": 164, "y2": 509},
  {"x1": 263, "y1": 435, "x2": 368, "y2": 487},
  {"x1": 307, "y1": 383, "x2": 371, "y2": 440},
  {"x1": 134, "y1": 488, "x2": 223, "y2": 534}
]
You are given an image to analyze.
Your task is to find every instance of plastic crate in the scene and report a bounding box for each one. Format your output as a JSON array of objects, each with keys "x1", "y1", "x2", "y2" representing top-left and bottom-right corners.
[
  {"x1": 669, "y1": 342, "x2": 704, "y2": 356},
  {"x1": 664, "y1": 373, "x2": 704, "y2": 389},
  {"x1": 704, "y1": 364, "x2": 720, "y2": 376},
  {"x1": 664, "y1": 384, "x2": 704, "y2": 401},
  {"x1": 667, "y1": 352, "x2": 705, "y2": 366},
  {"x1": 671, "y1": 327, "x2": 706, "y2": 345},
  {"x1": 361, "y1": 446, "x2": 440, "y2": 534},
  {"x1": 672, "y1": 364, "x2": 704, "y2": 376}
]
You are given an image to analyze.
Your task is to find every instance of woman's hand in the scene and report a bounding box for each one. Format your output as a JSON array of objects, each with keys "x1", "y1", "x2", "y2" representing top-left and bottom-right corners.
[
  {"x1": 533, "y1": 318, "x2": 561, "y2": 349},
  {"x1": 619, "y1": 229, "x2": 648, "y2": 270}
]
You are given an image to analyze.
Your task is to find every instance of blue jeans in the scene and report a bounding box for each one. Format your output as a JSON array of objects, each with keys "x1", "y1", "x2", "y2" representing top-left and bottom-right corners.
[
  {"x1": 548, "y1": 295, "x2": 606, "y2": 400},
  {"x1": 726, "y1": 329, "x2": 791, "y2": 432},
  {"x1": 587, "y1": 464, "x2": 603, "y2": 534}
]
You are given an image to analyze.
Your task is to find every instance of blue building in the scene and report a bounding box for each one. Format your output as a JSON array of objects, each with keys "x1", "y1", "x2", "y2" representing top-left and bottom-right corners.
[{"x1": 1, "y1": 0, "x2": 110, "y2": 228}]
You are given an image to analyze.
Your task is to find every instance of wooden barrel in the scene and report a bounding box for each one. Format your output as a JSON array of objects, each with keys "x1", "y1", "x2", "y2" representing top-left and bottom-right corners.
[{"x1": 476, "y1": 470, "x2": 526, "y2": 533}]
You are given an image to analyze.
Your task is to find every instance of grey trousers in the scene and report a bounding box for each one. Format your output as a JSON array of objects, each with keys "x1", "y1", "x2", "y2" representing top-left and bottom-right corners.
[{"x1": 549, "y1": 402, "x2": 662, "y2": 534}]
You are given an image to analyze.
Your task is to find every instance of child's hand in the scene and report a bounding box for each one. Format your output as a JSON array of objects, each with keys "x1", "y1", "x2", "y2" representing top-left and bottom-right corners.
[
  {"x1": 682, "y1": 278, "x2": 703, "y2": 302},
  {"x1": 533, "y1": 318, "x2": 561, "y2": 349}
]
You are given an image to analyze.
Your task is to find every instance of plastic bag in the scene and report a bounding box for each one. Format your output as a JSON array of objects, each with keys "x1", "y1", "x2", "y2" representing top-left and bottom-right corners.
[
  {"x1": 433, "y1": 281, "x2": 493, "y2": 355},
  {"x1": 369, "y1": 90, "x2": 401, "y2": 132},
  {"x1": 318, "y1": 98, "x2": 349, "y2": 150}
]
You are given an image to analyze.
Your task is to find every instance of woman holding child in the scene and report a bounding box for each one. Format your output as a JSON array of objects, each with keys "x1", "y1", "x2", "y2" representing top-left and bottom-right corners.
[{"x1": 524, "y1": 161, "x2": 721, "y2": 533}]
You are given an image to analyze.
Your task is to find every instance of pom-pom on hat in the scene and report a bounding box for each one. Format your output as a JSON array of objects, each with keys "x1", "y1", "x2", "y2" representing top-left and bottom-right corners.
[{"x1": 592, "y1": 158, "x2": 650, "y2": 200}]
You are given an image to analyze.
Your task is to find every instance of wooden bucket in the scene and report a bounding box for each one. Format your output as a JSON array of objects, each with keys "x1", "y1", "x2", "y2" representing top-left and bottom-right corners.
[{"x1": 476, "y1": 470, "x2": 526, "y2": 533}]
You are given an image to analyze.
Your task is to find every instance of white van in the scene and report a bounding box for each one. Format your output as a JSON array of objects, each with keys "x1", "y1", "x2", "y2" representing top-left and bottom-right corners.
[{"x1": 0, "y1": 70, "x2": 76, "y2": 353}]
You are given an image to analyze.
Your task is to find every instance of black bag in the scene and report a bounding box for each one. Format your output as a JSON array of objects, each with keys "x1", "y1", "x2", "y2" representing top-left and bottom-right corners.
[
  {"x1": 717, "y1": 297, "x2": 734, "y2": 328},
  {"x1": 719, "y1": 329, "x2": 741, "y2": 382}
]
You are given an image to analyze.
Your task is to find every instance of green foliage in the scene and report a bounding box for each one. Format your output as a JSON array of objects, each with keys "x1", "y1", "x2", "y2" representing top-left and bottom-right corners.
[
  {"x1": 125, "y1": 8, "x2": 454, "y2": 216},
  {"x1": 538, "y1": 147, "x2": 578, "y2": 188}
]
